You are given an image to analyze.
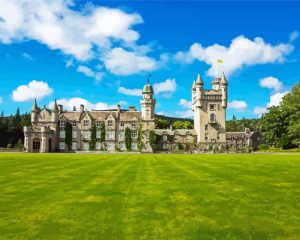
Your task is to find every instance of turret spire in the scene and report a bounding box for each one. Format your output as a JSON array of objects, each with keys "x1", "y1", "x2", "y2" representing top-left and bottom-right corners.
[
  {"x1": 195, "y1": 73, "x2": 204, "y2": 85},
  {"x1": 221, "y1": 72, "x2": 227, "y2": 85},
  {"x1": 53, "y1": 99, "x2": 59, "y2": 112},
  {"x1": 32, "y1": 98, "x2": 38, "y2": 112}
]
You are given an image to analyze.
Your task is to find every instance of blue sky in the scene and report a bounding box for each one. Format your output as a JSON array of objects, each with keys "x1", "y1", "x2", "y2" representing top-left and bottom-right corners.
[{"x1": 0, "y1": 0, "x2": 299, "y2": 119}]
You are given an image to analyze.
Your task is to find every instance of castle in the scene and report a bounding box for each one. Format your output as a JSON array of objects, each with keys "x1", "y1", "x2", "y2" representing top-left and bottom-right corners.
[{"x1": 24, "y1": 72, "x2": 260, "y2": 153}]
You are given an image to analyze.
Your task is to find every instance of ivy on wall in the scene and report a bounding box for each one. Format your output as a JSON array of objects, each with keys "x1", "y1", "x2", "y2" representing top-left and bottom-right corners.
[
  {"x1": 138, "y1": 125, "x2": 143, "y2": 152},
  {"x1": 125, "y1": 127, "x2": 131, "y2": 151},
  {"x1": 65, "y1": 122, "x2": 72, "y2": 151},
  {"x1": 99, "y1": 123, "x2": 105, "y2": 143},
  {"x1": 89, "y1": 123, "x2": 97, "y2": 151}
]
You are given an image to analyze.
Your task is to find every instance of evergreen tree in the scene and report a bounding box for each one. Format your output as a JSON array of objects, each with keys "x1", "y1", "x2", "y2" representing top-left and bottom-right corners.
[
  {"x1": 65, "y1": 122, "x2": 73, "y2": 151},
  {"x1": 89, "y1": 123, "x2": 97, "y2": 150},
  {"x1": 125, "y1": 127, "x2": 131, "y2": 151}
]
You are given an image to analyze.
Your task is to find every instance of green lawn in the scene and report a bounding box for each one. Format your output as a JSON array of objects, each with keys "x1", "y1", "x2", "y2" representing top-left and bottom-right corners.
[{"x1": 0, "y1": 154, "x2": 300, "y2": 240}]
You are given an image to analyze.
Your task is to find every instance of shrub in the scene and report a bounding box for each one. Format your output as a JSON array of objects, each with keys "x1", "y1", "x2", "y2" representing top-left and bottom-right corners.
[{"x1": 259, "y1": 144, "x2": 269, "y2": 150}]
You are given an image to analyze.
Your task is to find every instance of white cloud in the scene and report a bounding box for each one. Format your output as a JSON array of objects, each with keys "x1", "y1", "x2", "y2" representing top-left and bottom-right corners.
[
  {"x1": 175, "y1": 110, "x2": 194, "y2": 119},
  {"x1": 179, "y1": 99, "x2": 192, "y2": 109},
  {"x1": 259, "y1": 76, "x2": 283, "y2": 91},
  {"x1": 102, "y1": 47, "x2": 158, "y2": 76},
  {"x1": 118, "y1": 86, "x2": 142, "y2": 96},
  {"x1": 0, "y1": 0, "x2": 143, "y2": 61},
  {"x1": 65, "y1": 59, "x2": 74, "y2": 68},
  {"x1": 22, "y1": 52, "x2": 33, "y2": 60},
  {"x1": 267, "y1": 91, "x2": 289, "y2": 107},
  {"x1": 253, "y1": 106, "x2": 267, "y2": 117},
  {"x1": 153, "y1": 78, "x2": 177, "y2": 95},
  {"x1": 77, "y1": 65, "x2": 105, "y2": 82},
  {"x1": 175, "y1": 35, "x2": 293, "y2": 76},
  {"x1": 289, "y1": 31, "x2": 299, "y2": 42},
  {"x1": 228, "y1": 100, "x2": 247, "y2": 111},
  {"x1": 49, "y1": 97, "x2": 117, "y2": 111},
  {"x1": 12, "y1": 80, "x2": 53, "y2": 102}
]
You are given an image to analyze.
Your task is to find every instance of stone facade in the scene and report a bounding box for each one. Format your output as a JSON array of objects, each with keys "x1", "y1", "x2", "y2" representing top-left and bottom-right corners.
[{"x1": 24, "y1": 73, "x2": 260, "y2": 153}]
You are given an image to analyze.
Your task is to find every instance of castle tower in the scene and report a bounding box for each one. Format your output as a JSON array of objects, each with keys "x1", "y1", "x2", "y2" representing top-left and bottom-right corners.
[
  {"x1": 31, "y1": 98, "x2": 39, "y2": 123},
  {"x1": 192, "y1": 72, "x2": 227, "y2": 145},
  {"x1": 140, "y1": 79, "x2": 156, "y2": 120},
  {"x1": 51, "y1": 99, "x2": 59, "y2": 122}
]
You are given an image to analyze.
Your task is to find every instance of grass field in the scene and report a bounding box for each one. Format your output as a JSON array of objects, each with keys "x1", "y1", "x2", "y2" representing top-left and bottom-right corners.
[{"x1": 0, "y1": 153, "x2": 300, "y2": 240}]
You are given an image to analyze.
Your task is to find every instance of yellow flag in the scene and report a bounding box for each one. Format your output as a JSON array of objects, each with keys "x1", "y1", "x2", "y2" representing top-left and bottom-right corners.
[{"x1": 217, "y1": 59, "x2": 223, "y2": 63}]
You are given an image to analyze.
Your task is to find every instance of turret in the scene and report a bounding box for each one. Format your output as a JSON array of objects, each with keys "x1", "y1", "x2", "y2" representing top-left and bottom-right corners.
[
  {"x1": 31, "y1": 98, "x2": 38, "y2": 122},
  {"x1": 195, "y1": 73, "x2": 203, "y2": 107},
  {"x1": 140, "y1": 78, "x2": 156, "y2": 120},
  {"x1": 220, "y1": 72, "x2": 228, "y2": 108},
  {"x1": 51, "y1": 99, "x2": 59, "y2": 122}
]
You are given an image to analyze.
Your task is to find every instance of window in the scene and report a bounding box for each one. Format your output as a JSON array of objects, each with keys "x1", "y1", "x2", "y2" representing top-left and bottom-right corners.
[
  {"x1": 174, "y1": 134, "x2": 179, "y2": 141},
  {"x1": 107, "y1": 120, "x2": 113, "y2": 127},
  {"x1": 96, "y1": 131, "x2": 101, "y2": 138},
  {"x1": 205, "y1": 124, "x2": 208, "y2": 130},
  {"x1": 72, "y1": 131, "x2": 77, "y2": 138},
  {"x1": 119, "y1": 131, "x2": 124, "y2": 139},
  {"x1": 210, "y1": 113, "x2": 216, "y2": 122},
  {"x1": 120, "y1": 122, "x2": 124, "y2": 127},
  {"x1": 131, "y1": 120, "x2": 137, "y2": 128},
  {"x1": 131, "y1": 130, "x2": 137, "y2": 139},
  {"x1": 163, "y1": 135, "x2": 167, "y2": 141},
  {"x1": 83, "y1": 120, "x2": 89, "y2": 127},
  {"x1": 60, "y1": 120, "x2": 65, "y2": 127},
  {"x1": 72, "y1": 142, "x2": 77, "y2": 150},
  {"x1": 83, "y1": 131, "x2": 90, "y2": 139},
  {"x1": 107, "y1": 143, "x2": 115, "y2": 150},
  {"x1": 96, "y1": 121, "x2": 102, "y2": 127},
  {"x1": 33, "y1": 140, "x2": 40, "y2": 150},
  {"x1": 72, "y1": 121, "x2": 77, "y2": 127},
  {"x1": 209, "y1": 104, "x2": 216, "y2": 111},
  {"x1": 96, "y1": 142, "x2": 101, "y2": 150},
  {"x1": 132, "y1": 142, "x2": 137, "y2": 150},
  {"x1": 205, "y1": 133, "x2": 209, "y2": 141},
  {"x1": 60, "y1": 130, "x2": 65, "y2": 138},
  {"x1": 59, "y1": 142, "x2": 65, "y2": 150},
  {"x1": 107, "y1": 131, "x2": 114, "y2": 139},
  {"x1": 217, "y1": 133, "x2": 220, "y2": 140},
  {"x1": 120, "y1": 142, "x2": 126, "y2": 150},
  {"x1": 83, "y1": 142, "x2": 89, "y2": 151}
]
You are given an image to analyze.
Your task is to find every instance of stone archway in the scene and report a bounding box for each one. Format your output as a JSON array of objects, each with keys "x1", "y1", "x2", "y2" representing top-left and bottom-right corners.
[
  {"x1": 32, "y1": 138, "x2": 41, "y2": 153},
  {"x1": 48, "y1": 138, "x2": 52, "y2": 152}
]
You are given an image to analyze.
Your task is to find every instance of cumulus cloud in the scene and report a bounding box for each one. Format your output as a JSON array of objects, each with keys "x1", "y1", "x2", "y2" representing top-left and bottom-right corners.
[
  {"x1": 289, "y1": 30, "x2": 299, "y2": 42},
  {"x1": 175, "y1": 35, "x2": 293, "y2": 76},
  {"x1": 267, "y1": 91, "x2": 289, "y2": 107},
  {"x1": 179, "y1": 99, "x2": 192, "y2": 109},
  {"x1": 153, "y1": 78, "x2": 177, "y2": 95},
  {"x1": 175, "y1": 110, "x2": 194, "y2": 119},
  {"x1": 259, "y1": 76, "x2": 283, "y2": 91},
  {"x1": 102, "y1": 47, "x2": 158, "y2": 76},
  {"x1": 253, "y1": 106, "x2": 267, "y2": 117},
  {"x1": 118, "y1": 86, "x2": 142, "y2": 96},
  {"x1": 228, "y1": 100, "x2": 247, "y2": 111},
  {"x1": 12, "y1": 80, "x2": 53, "y2": 102},
  {"x1": 77, "y1": 65, "x2": 105, "y2": 82},
  {"x1": 49, "y1": 97, "x2": 118, "y2": 111}
]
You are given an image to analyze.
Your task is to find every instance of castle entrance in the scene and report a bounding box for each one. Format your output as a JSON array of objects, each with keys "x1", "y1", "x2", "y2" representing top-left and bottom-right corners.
[
  {"x1": 32, "y1": 138, "x2": 40, "y2": 153},
  {"x1": 48, "y1": 139, "x2": 52, "y2": 152}
]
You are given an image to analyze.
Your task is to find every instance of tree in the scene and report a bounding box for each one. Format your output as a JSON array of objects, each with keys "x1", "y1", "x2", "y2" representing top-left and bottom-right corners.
[
  {"x1": 138, "y1": 125, "x2": 143, "y2": 152},
  {"x1": 155, "y1": 118, "x2": 170, "y2": 129},
  {"x1": 89, "y1": 123, "x2": 97, "y2": 151},
  {"x1": 65, "y1": 122, "x2": 72, "y2": 151},
  {"x1": 99, "y1": 124, "x2": 105, "y2": 143},
  {"x1": 172, "y1": 121, "x2": 193, "y2": 129},
  {"x1": 149, "y1": 130, "x2": 156, "y2": 147},
  {"x1": 125, "y1": 127, "x2": 131, "y2": 151}
]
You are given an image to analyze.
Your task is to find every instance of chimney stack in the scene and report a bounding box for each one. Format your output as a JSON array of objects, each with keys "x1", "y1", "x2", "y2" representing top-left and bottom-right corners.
[
  {"x1": 80, "y1": 104, "x2": 84, "y2": 112},
  {"x1": 58, "y1": 104, "x2": 63, "y2": 113},
  {"x1": 128, "y1": 106, "x2": 136, "y2": 111}
]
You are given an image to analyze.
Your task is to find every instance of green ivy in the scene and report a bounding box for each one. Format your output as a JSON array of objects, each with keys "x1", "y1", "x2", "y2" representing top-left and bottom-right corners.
[
  {"x1": 65, "y1": 122, "x2": 72, "y2": 151},
  {"x1": 89, "y1": 123, "x2": 97, "y2": 151},
  {"x1": 138, "y1": 125, "x2": 143, "y2": 151},
  {"x1": 125, "y1": 127, "x2": 131, "y2": 151},
  {"x1": 99, "y1": 123, "x2": 105, "y2": 143}
]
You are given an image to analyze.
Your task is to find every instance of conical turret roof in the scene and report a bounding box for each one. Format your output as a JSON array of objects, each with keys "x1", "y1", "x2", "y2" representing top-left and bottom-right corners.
[
  {"x1": 192, "y1": 80, "x2": 196, "y2": 90},
  {"x1": 221, "y1": 72, "x2": 227, "y2": 84},
  {"x1": 195, "y1": 73, "x2": 203, "y2": 85},
  {"x1": 32, "y1": 99, "x2": 38, "y2": 112},
  {"x1": 53, "y1": 99, "x2": 59, "y2": 112}
]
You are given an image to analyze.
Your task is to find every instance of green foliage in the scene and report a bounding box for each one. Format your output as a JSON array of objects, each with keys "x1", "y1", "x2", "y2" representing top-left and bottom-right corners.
[
  {"x1": 125, "y1": 127, "x2": 131, "y2": 151},
  {"x1": 99, "y1": 123, "x2": 105, "y2": 143},
  {"x1": 226, "y1": 118, "x2": 261, "y2": 132},
  {"x1": 65, "y1": 122, "x2": 72, "y2": 151},
  {"x1": 155, "y1": 118, "x2": 170, "y2": 129},
  {"x1": 172, "y1": 120, "x2": 193, "y2": 129},
  {"x1": 149, "y1": 130, "x2": 156, "y2": 146},
  {"x1": 259, "y1": 144, "x2": 269, "y2": 150},
  {"x1": 137, "y1": 125, "x2": 143, "y2": 151},
  {"x1": 89, "y1": 123, "x2": 97, "y2": 151},
  {"x1": 16, "y1": 139, "x2": 23, "y2": 150}
]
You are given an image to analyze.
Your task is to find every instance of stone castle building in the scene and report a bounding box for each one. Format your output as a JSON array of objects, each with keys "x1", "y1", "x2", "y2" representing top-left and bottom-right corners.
[{"x1": 24, "y1": 72, "x2": 260, "y2": 153}]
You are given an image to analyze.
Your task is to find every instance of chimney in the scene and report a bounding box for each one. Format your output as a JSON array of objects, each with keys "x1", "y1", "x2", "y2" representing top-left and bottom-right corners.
[
  {"x1": 116, "y1": 104, "x2": 121, "y2": 119},
  {"x1": 128, "y1": 106, "x2": 136, "y2": 111},
  {"x1": 58, "y1": 104, "x2": 63, "y2": 113},
  {"x1": 80, "y1": 104, "x2": 84, "y2": 112}
]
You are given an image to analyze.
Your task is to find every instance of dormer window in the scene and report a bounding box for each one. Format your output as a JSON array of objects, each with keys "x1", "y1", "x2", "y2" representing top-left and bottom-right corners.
[
  {"x1": 60, "y1": 120, "x2": 65, "y2": 127},
  {"x1": 96, "y1": 121, "x2": 102, "y2": 127},
  {"x1": 83, "y1": 120, "x2": 89, "y2": 127},
  {"x1": 131, "y1": 120, "x2": 137, "y2": 128},
  {"x1": 72, "y1": 121, "x2": 77, "y2": 127},
  {"x1": 108, "y1": 120, "x2": 113, "y2": 127}
]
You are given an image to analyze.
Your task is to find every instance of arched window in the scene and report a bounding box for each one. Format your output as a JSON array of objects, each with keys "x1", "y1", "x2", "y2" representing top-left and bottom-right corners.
[{"x1": 210, "y1": 113, "x2": 216, "y2": 122}]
